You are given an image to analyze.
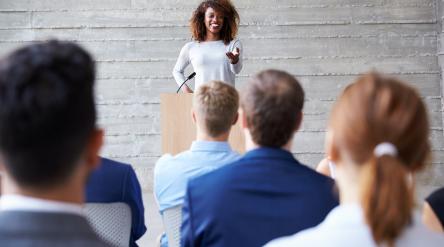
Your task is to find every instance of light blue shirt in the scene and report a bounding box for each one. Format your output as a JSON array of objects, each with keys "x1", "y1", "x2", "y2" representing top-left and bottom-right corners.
[{"x1": 154, "y1": 141, "x2": 240, "y2": 212}]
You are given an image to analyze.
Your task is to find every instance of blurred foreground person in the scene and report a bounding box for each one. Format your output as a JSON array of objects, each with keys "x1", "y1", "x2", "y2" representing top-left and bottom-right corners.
[
  {"x1": 0, "y1": 40, "x2": 110, "y2": 247},
  {"x1": 266, "y1": 73, "x2": 444, "y2": 247}
]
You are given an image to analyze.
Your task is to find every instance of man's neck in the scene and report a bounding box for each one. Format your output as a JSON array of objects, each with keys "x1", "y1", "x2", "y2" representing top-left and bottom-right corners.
[
  {"x1": 5, "y1": 191, "x2": 84, "y2": 205},
  {"x1": 196, "y1": 131, "x2": 229, "y2": 142},
  {"x1": 244, "y1": 130, "x2": 293, "y2": 152},
  {"x1": 2, "y1": 175, "x2": 84, "y2": 205}
]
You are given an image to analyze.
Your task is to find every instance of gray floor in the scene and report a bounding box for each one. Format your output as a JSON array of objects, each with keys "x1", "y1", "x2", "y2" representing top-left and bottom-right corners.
[{"x1": 136, "y1": 192, "x2": 163, "y2": 247}]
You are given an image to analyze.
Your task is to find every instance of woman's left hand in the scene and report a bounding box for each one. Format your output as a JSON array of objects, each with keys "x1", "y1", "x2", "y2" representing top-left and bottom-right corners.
[{"x1": 226, "y1": 47, "x2": 240, "y2": 64}]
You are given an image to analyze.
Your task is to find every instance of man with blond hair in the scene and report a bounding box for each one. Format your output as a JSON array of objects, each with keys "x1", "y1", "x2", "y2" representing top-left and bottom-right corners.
[{"x1": 154, "y1": 81, "x2": 240, "y2": 245}]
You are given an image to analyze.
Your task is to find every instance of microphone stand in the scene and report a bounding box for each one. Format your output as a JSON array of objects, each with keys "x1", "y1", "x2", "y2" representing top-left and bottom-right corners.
[{"x1": 176, "y1": 72, "x2": 196, "y2": 93}]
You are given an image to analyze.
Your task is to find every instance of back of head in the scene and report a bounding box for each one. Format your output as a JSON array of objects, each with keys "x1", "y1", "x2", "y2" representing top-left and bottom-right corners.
[
  {"x1": 329, "y1": 72, "x2": 430, "y2": 246},
  {"x1": 193, "y1": 81, "x2": 239, "y2": 137},
  {"x1": 241, "y1": 69, "x2": 304, "y2": 147},
  {"x1": 0, "y1": 40, "x2": 96, "y2": 189}
]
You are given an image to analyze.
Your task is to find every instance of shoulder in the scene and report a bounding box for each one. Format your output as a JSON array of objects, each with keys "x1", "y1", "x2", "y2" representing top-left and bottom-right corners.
[
  {"x1": 229, "y1": 38, "x2": 242, "y2": 45},
  {"x1": 265, "y1": 231, "x2": 372, "y2": 247},
  {"x1": 184, "y1": 165, "x2": 235, "y2": 210},
  {"x1": 154, "y1": 153, "x2": 174, "y2": 175},
  {"x1": 398, "y1": 219, "x2": 444, "y2": 246},
  {"x1": 295, "y1": 159, "x2": 335, "y2": 183},
  {"x1": 227, "y1": 150, "x2": 242, "y2": 161},
  {"x1": 154, "y1": 152, "x2": 191, "y2": 168},
  {"x1": 264, "y1": 227, "x2": 327, "y2": 247},
  {"x1": 228, "y1": 38, "x2": 242, "y2": 48},
  {"x1": 155, "y1": 153, "x2": 174, "y2": 165},
  {"x1": 154, "y1": 151, "x2": 192, "y2": 176},
  {"x1": 264, "y1": 214, "x2": 372, "y2": 247},
  {"x1": 264, "y1": 234, "x2": 303, "y2": 247},
  {"x1": 426, "y1": 187, "x2": 444, "y2": 205},
  {"x1": 100, "y1": 157, "x2": 131, "y2": 170},
  {"x1": 181, "y1": 41, "x2": 197, "y2": 50},
  {"x1": 92, "y1": 158, "x2": 132, "y2": 179},
  {"x1": 287, "y1": 159, "x2": 338, "y2": 202},
  {"x1": 187, "y1": 158, "x2": 242, "y2": 190},
  {"x1": 300, "y1": 160, "x2": 333, "y2": 181}
]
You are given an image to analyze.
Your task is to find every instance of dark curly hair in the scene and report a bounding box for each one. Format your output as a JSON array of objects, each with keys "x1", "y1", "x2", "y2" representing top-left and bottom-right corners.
[
  {"x1": 0, "y1": 40, "x2": 96, "y2": 188},
  {"x1": 190, "y1": 0, "x2": 239, "y2": 45}
]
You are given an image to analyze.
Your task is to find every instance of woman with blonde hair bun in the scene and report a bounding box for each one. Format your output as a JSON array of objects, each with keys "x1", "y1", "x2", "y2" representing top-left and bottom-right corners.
[{"x1": 265, "y1": 73, "x2": 444, "y2": 247}]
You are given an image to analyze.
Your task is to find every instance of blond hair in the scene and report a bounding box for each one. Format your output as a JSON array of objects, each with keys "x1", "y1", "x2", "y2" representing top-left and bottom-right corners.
[{"x1": 193, "y1": 81, "x2": 239, "y2": 137}]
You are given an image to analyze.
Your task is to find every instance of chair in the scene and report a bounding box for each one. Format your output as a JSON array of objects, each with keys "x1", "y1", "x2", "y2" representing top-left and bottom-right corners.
[
  {"x1": 162, "y1": 205, "x2": 183, "y2": 247},
  {"x1": 84, "y1": 202, "x2": 132, "y2": 247}
]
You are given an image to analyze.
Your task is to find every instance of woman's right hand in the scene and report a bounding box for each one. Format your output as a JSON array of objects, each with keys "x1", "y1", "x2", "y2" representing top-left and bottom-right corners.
[{"x1": 182, "y1": 85, "x2": 193, "y2": 93}]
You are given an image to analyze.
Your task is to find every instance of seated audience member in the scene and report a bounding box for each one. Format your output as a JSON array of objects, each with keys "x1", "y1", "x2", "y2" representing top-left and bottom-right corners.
[
  {"x1": 181, "y1": 69, "x2": 338, "y2": 247},
  {"x1": 154, "y1": 81, "x2": 240, "y2": 244},
  {"x1": 265, "y1": 73, "x2": 444, "y2": 247},
  {"x1": 86, "y1": 157, "x2": 147, "y2": 246},
  {"x1": 0, "y1": 40, "x2": 110, "y2": 246},
  {"x1": 423, "y1": 187, "x2": 444, "y2": 232}
]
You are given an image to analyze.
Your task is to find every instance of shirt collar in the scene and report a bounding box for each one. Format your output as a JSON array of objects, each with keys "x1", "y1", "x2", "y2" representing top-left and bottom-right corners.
[
  {"x1": 190, "y1": 141, "x2": 233, "y2": 152},
  {"x1": 243, "y1": 147, "x2": 297, "y2": 162},
  {"x1": 0, "y1": 194, "x2": 84, "y2": 216}
]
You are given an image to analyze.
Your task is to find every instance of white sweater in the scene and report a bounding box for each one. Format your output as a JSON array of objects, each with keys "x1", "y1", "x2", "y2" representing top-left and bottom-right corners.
[{"x1": 172, "y1": 39, "x2": 243, "y2": 90}]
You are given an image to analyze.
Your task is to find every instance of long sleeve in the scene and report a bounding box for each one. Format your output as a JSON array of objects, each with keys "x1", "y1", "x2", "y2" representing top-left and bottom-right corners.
[
  {"x1": 123, "y1": 167, "x2": 147, "y2": 246},
  {"x1": 229, "y1": 39, "x2": 243, "y2": 74},
  {"x1": 181, "y1": 185, "x2": 196, "y2": 247},
  {"x1": 173, "y1": 43, "x2": 191, "y2": 86}
]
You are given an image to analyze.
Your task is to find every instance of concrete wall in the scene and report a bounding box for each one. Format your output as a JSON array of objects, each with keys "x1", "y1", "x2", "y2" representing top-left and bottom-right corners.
[{"x1": 0, "y1": 0, "x2": 443, "y2": 244}]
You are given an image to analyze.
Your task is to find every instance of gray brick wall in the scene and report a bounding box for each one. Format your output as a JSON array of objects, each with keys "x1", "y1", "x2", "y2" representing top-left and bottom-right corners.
[{"x1": 0, "y1": 0, "x2": 443, "y2": 210}]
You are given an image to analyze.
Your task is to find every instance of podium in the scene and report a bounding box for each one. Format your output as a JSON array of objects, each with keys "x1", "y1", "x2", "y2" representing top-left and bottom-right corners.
[{"x1": 160, "y1": 93, "x2": 245, "y2": 155}]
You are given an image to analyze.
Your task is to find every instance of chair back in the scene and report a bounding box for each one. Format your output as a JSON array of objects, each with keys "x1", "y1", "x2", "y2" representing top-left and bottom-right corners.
[
  {"x1": 84, "y1": 202, "x2": 132, "y2": 247},
  {"x1": 162, "y1": 205, "x2": 182, "y2": 247}
]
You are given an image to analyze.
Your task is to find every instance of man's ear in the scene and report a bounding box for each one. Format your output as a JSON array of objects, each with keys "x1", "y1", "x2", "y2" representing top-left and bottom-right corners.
[
  {"x1": 294, "y1": 111, "x2": 303, "y2": 132},
  {"x1": 191, "y1": 109, "x2": 197, "y2": 124},
  {"x1": 232, "y1": 111, "x2": 239, "y2": 126},
  {"x1": 85, "y1": 128, "x2": 104, "y2": 171}
]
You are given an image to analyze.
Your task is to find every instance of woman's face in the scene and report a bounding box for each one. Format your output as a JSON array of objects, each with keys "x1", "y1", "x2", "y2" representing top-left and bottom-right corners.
[{"x1": 204, "y1": 7, "x2": 224, "y2": 35}]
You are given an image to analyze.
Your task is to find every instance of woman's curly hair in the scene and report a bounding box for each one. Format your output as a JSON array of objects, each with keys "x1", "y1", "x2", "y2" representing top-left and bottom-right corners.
[{"x1": 190, "y1": 0, "x2": 239, "y2": 45}]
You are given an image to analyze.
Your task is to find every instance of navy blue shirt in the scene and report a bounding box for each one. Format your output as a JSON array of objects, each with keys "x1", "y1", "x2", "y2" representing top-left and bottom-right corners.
[
  {"x1": 86, "y1": 158, "x2": 146, "y2": 247},
  {"x1": 181, "y1": 147, "x2": 338, "y2": 247}
]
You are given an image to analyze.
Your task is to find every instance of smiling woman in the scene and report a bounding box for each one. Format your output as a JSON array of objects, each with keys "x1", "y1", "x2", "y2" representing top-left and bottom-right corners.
[{"x1": 172, "y1": 0, "x2": 242, "y2": 93}]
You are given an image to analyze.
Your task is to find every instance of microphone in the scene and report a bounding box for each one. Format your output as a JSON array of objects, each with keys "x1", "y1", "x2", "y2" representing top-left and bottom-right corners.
[{"x1": 176, "y1": 72, "x2": 196, "y2": 93}]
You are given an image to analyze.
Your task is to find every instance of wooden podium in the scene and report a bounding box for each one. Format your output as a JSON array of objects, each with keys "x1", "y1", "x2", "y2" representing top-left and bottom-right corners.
[{"x1": 160, "y1": 93, "x2": 245, "y2": 155}]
